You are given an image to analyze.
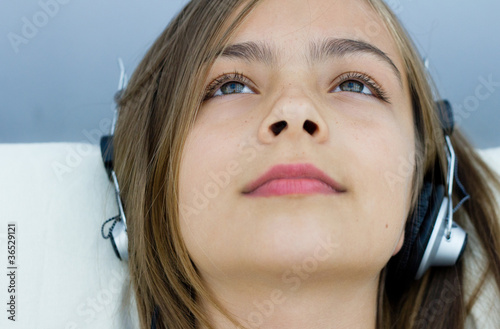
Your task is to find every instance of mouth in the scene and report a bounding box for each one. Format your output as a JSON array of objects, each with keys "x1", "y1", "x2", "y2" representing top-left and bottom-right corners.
[{"x1": 242, "y1": 163, "x2": 346, "y2": 197}]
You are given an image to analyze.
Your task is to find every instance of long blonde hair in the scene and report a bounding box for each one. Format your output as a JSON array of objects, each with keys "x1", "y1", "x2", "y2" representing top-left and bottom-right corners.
[{"x1": 114, "y1": 0, "x2": 500, "y2": 328}]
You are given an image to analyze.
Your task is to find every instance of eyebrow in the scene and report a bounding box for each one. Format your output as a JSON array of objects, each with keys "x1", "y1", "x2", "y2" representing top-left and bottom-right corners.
[{"x1": 216, "y1": 38, "x2": 402, "y2": 87}]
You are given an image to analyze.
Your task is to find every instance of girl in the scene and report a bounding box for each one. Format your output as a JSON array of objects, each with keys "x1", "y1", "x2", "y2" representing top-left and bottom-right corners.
[{"x1": 112, "y1": 0, "x2": 500, "y2": 328}]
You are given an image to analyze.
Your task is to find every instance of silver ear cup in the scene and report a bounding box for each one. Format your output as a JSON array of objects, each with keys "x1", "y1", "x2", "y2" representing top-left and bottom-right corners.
[
  {"x1": 415, "y1": 196, "x2": 467, "y2": 279},
  {"x1": 110, "y1": 170, "x2": 128, "y2": 261},
  {"x1": 433, "y1": 223, "x2": 467, "y2": 266},
  {"x1": 110, "y1": 220, "x2": 129, "y2": 261}
]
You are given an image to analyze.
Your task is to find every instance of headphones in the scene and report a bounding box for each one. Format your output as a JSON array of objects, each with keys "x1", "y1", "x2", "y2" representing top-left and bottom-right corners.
[
  {"x1": 100, "y1": 59, "x2": 129, "y2": 261},
  {"x1": 385, "y1": 99, "x2": 469, "y2": 295},
  {"x1": 99, "y1": 62, "x2": 469, "y2": 298}
]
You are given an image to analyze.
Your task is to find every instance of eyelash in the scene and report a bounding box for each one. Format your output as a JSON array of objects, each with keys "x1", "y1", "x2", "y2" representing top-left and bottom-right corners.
[
  {"x1": 335, "y1": 72, "x2": 390, "y2": 103},
  {"x1": 203, "y1": 71, "x2": 390, "y2": 103},
  {"x1": 203, "y1": 72, "x2": 252, "y2": 101}
]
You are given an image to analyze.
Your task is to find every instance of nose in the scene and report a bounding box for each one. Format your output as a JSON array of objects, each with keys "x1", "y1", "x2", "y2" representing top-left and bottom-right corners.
[{"x1": 257, "y1": 91, "x2": 329, "y2": 144}]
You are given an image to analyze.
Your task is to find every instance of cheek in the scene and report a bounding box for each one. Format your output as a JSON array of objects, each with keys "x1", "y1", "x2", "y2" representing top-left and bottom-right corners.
[
  {"x1": 178, "y1": 127, "x2": 217, "y2": 256},
  {"x1": 178, "y1": 127, "x2": 222, "y2": 229},
  {"x1": 342, "y1": 119, "x2": 414, "y2": 262},
  {"x1": 177, "y1": 124, "x2": 249, "y2": 267}
]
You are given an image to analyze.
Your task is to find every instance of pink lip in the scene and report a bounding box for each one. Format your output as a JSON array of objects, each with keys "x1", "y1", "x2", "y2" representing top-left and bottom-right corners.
[{"x1": 242, "y1": 163, "x2": 346, "y2": 197}]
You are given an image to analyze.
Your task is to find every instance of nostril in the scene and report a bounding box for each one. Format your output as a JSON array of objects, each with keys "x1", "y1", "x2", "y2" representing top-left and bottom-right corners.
[
  {"x1": 271, "y1": 121, "x2": 287, "y2": 135},
  {"x1": 303, "y1": 120, "x2": 317, "y2": 135}
]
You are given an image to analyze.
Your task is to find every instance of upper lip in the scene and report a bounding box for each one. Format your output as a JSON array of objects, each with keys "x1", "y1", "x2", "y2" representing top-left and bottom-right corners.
[{"x1": 242, "y1": 163, "x2": 346, "y2": 194}]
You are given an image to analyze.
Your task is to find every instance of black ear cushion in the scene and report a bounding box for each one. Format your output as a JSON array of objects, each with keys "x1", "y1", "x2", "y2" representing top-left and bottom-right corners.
[
  {"x1": 386, "y1": 181, "x2": 433, "y2": 283},
  {"x1": 406, "y1": 184, "x2": 445, "y2": 278},
  {"x1": 386, "y1": 181, "x2": 445, "y2": 296},
  {"x1": 100, "y1": 135, "x2": 114, "y2": 180}
]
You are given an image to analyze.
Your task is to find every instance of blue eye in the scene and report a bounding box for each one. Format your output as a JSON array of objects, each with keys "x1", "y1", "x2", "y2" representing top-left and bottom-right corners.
[
  {"x1": 204, "y1": 72, "x2": 255, "y2": 100},
  {"x1": 213, "y1": 81, "x2": 254, "y2": 97},
  {"x1": 333, "y1": 80, "x2": 373, "y2": 95},
  {"x1": 331, "y1": 72, "x2": 390, "y2": 103}
]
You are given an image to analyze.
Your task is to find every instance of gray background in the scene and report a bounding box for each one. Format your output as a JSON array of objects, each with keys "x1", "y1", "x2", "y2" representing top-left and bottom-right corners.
[{"x1": 1, "y1": 0, "x2": 499, "y2": 149}]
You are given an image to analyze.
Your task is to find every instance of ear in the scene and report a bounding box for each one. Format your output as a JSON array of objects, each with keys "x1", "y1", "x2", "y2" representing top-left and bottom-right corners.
[{"x1": 392, "y1": 229, "x2": 405, "y2": 256}]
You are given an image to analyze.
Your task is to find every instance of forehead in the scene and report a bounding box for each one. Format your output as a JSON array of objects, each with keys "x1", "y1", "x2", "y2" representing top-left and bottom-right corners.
[{"x1": 227, "y1": 0, "x2": 403, "y2": 71}]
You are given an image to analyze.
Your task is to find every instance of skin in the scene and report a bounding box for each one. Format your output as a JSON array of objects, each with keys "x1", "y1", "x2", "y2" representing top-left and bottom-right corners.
[{"x1": 179, "y1": 0, "x2": 415, "y2": 328}]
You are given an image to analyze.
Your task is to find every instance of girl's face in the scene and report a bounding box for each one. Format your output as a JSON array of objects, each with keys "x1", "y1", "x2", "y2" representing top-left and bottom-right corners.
[{"x1": 179, "y1": 0, "x2": 414, "y2": 286}]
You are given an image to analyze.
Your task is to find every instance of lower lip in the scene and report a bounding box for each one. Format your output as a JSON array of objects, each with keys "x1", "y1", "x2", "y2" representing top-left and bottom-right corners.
[{"x1": 244, "y1": 178, "x2": 339, "y2": 197}]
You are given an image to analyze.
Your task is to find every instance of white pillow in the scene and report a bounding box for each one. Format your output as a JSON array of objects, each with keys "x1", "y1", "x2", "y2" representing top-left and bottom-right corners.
[
  {"x1": 0, "y1": 143, "x2": 138, "y2": 329},
  {"x1": 0, "y1": 142, "x2": 498, "y2": 328}
]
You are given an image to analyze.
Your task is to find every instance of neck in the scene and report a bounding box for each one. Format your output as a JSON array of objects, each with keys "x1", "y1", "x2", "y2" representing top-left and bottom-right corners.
[{"x1": 196, "y1": 271, "x2": 380, "y2": 329}]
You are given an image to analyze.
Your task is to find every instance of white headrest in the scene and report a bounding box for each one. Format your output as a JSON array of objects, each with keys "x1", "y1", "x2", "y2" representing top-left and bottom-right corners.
[{"x1": 0, "y1": 143, "x2": 138, "y2": 329}]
